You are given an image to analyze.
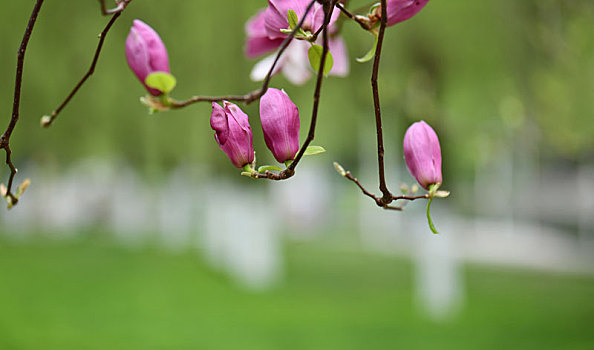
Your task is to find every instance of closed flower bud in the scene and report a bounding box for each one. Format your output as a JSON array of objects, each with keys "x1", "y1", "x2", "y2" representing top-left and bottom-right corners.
[
  {"x1": 211, "y1": 101, "x2": 255, "y2": 168},
  {"x1": 260, "y1": 88, "x2": 300, "y2": 163},
  {"x1": 125, "y1": 19, "x2": 170, "y2": 96},
  {"x1": 403, "y1": 121, "x2": 442, "y2": 190},
  {"x1": 375, "y1": 0, "x2": 430, "y2": 27}
]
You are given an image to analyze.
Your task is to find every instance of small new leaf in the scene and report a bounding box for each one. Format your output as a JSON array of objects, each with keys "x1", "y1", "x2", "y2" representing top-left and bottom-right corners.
[
  {"x1": 16, "y1": 178, "x2": 30, "y2": 197},
  {"x1": 303, "y1": 145, "x2": 326, "y2": 156},
  {"x1": 258, "y1": 165, "x2": 284, "y2": 173},
  {"x1": 308, "y1": 45, "x2": 333, "y2": 75},
  {"x1": 368, "y1": 2, "x2": 381, "y2": 16},
  {"x1": 333, "y1": 162, "x2": 347, "y2": 177},
  {"x1": 435, "y1": 190, "x2": 450, "y2": 198},
  {"x1": 145, "y1": 72, "x2": 177, "y2": 94},
  {"x1": 287, "y1": 9, "x2": 299, "y2": 30},
  {"x1": 356, "y1": 35, "x2": 378, "y2": 63}
]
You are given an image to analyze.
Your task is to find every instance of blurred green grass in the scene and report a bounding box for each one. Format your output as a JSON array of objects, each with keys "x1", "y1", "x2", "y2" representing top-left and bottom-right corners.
[{"x1": 0, "y1": 234, "x2": 592, "y2": 349}]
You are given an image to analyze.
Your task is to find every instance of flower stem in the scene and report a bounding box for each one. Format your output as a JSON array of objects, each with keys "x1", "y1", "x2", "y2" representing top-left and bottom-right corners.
[{"x1": 426, "y1": 196, "x2": 438, "y2": 234}]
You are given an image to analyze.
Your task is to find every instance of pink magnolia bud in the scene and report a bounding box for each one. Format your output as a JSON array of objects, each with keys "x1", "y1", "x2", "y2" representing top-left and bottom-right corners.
[
  {"x1": 403, "y1": 121, "x2": 442, "y2": 190},
  {"x1": 376, "y1": 0, "x2": 430, "y2": 27},
  {"x1": 125, "y1": 19, "x2": 170, "y2": 96},
  {"x1": 211, "y1": 101, "x2": 255, "y2": 168},
  {"x1": 260, "y1": 88, "x2": 300, "y2": 163}
]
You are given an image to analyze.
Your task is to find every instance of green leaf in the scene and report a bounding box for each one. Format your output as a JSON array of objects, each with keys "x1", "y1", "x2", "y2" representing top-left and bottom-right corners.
[
  {"x1": 303, "y1": 145, "x2": 326, "y2": 156},
  {"x1": 145, "y1": 72, "x2": 177, "y2": 94},
  {"x1": 308, "y1": 45, "x2": 333, "y2": 75},
  {"x1": 258, "y1": 165, "x2": 284, "y2": 173},
  {"x1": 287, "y1": 9, "x2": 299, "y2": 30},
  {"x1": 356, "y1": 35, "x2": 378, "y2": 63}
]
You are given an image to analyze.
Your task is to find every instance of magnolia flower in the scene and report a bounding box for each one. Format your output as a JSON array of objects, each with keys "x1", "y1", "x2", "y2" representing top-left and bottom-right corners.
[
  {"x1": 245, "y1": 1, "x2": 349, "y2": 85},
  {"x1": 375, "y1": 0, "x2": 431, "y2": 27},
  {"x1": 125, "y1": 19, "x2": 170, "y2": 96},
  {"x1": 249, "y1": 37, "x2": 349, "y2": 85},
  {"x1": 260, "y1": 88, "x2": 300, "y2": 163},
  {"x1": 245, "y1": 9, "x2": 284, "y2": 59},
  {"x1": 210, "y1": 102, "x2": 255, "y2": 168},
  {"x1": 263, "y1": 0, "x2": 340, "y2": 40},
  {"x1": 403, "y1": 121, "x2": 442, "y2": 190}
]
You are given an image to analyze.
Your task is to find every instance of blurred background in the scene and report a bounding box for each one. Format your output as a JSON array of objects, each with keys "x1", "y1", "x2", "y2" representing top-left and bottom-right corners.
[{"x1": 1, "y1": 0, "x2": 593, "y2": 348}]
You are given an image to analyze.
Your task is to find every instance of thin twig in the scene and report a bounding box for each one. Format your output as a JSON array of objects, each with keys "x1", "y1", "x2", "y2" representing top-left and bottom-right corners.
[
  {"x1": 0, "y1": 0, "x2": 45, "y2": 206},
  {"x1": 289, "y1": 0, "x2": 337, "y2": 172},
  {"x1": 371, "y1": 0, "x2": 390, "y2": 203},
  {"x1": 344, "y1": 170, "x2": 382, "y2": 203},
  {"x1": 99, "y1": 0, "x2": 131, "y2": 15},
  {"x1": 340, "y1": 165, "x2": 428, "y2": 210},
  {"x1": 42, "y1": 12, "x2": 122, "y2": 128},
  {"x1": 170, "y1": 0, "x2": 319, "y2": 108},
  {"x1": 242, "y1": 0, "x2": 335, "y2": 181},
  {"x1": 336, "y1": 2, "x2": 372, "y2": 30},
  {"x1": 392, "y1": 194, "x2": 429, "y2": 201}
]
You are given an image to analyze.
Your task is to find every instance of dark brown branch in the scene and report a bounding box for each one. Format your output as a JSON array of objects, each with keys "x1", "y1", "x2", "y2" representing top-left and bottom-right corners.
[
  {"x1": 339, "y1": 164, "x2": 428, "y2": 210},
  {"x1": 0, "y1": 0, "x2": 45, "y2": 206},
  {"x1": 371, "y1": 0, "x2": 390, "y2": 203},
  {"x1": 344, "y1": 170, "x2": 381, "y2": 202},
  {"x1": 252, "y1": 169, "x2": 295, "y2": 181},
  {"x1": 42, "y1": 12, "x2": 122, "y2": 128},
  {"x1": 288, "y1": 0, "x2": 337, "y2": 171},
  {"x1": 392, "y1": 194, "x2": 429, "y2": 201},
  {"x1": 99, "y1": 0, "x2": 131, "y2": 15},
  {"x1": 170, "y1": 0, "x2": 319, "y2": 108},
  {"x1": 336, "y1": 2, "x2": 373, "y2": 30}
]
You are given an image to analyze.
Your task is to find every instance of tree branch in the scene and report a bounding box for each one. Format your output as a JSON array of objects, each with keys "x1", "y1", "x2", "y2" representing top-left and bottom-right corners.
[
  {"x1": 335, "y1": 2, "x2": 373, "y2": 30},
  {"x1": 99, "y1": 0, "x2": 131, "y2": 15},
  {"x1": 42, "y1": 12, "x2": 123, "y2": 128},
  {"x1": 0, "y1": 0, "x2": 45, "y2": 207},
  {"x1": 288, "y1": 0, "x2": 337, "y2": 172},
  {"x1": 371, "y1": 0, "x2": 391, "y2": 203},
  {"x1": 170, "y1": 0, "x2": 319, "y2": 108},
  {"x1": 337, "y1": 163, "x2": 428, "y2": 210}
]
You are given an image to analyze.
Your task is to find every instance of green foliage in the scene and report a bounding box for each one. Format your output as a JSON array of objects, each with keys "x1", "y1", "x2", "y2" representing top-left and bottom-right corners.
[
  {"x1": 303, "y1": 145, "x2": 326, "y2": 156},
  {"x1": 308, "y1": 45, "x2": 334, "y2": 75},
  {"x1": 356, "y1": 34, "x2": 377, "y2": 63},
  {"x1": 258, "y1": 165, "x2": 284, "y2": 172},
  {"x1": 145, "y1": 72, "x2": 176, "y2": 94},
  {"x1": 287, "y1": 9, "x2": 298, "y2": 30}
]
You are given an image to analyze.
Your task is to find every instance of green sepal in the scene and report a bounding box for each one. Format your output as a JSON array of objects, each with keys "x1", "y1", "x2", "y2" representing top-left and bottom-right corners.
[{"x1": 241, "y1": 164, "x2": 257, "y2": 178}]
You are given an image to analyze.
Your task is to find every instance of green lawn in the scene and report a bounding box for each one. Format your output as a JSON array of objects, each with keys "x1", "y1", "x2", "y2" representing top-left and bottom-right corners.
[{"x1": 0, "y1": 234, "x2": 592, "y2": 349}]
